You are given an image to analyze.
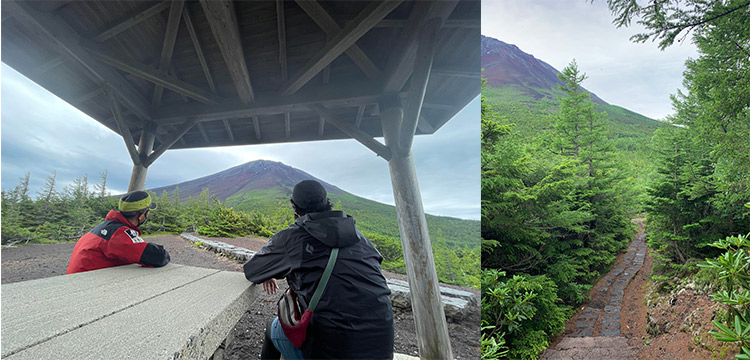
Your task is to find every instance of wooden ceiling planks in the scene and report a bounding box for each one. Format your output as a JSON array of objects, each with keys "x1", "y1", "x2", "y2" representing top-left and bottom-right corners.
[{"x1": 2, "y1": 0, "x2": 480, "y2": 151}]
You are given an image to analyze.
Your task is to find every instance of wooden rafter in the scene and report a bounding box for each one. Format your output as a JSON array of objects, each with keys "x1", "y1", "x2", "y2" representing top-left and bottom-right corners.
[
  {"x1": 355, "y1": 104, "x2": 365, "y2": 129},
  {"x1": 376, "y1": 18, "x2": 479, "y2": 28},
  {"x1": 309, "y1": 104, "x2": 391, "y2": 160},
  {"x1": 95, "y1": 2, "x2": 170, "y2": 42},
  {"x1": 74, "y1": 87, "x2": 105, "y2": 104},
  {"x1": 294, "y1": 0, "x2": 382, "y2": 81},
  {"x1": 154, "y1": 81, "x2": 390, "y2": 125},
  {"x1": 223, "y1": 119, "x2": 235, "y2": 142},
  {"x1": 400, "y1": 18, "x2": 441, "y2": 153},
  {"x1": 144, "y1": 118, "x2": 198, "y2": 167},
  {"x1": 284, "y1": 113, "x2": 291, "y2": 138},
  {"x1": 382, "y1": 1, "x2": 458, "y2": 93},
  {"x1": 183, "y1": 5, "x2": 216, "y2": 92},
  {"x1": 253, "y1": 116, "x2": 261, "y2": 140},
  {"x1": 431, "y1": 67, "x2": 480, "y2": 79},
  {"x1": 200, "y1": 0, "x2": 254, "y2": 104},
  {"x1": 152, "y1": 0, "x2": 185, "y2": 108},
  {"x1": 416, "y1": 116, "x2": 435, "y2": 133},
  {"x1": 280, "y1": 0, "x2": 403, "y2": 96},
  {"x1": 277, "y1": 0, "x2": 287, "y2": 83},
  {"x1": 38, "y1": 57, "x2": 63, "y2": 74},
  {"x1": 6, "y1": 0, "x2": 152, "y2": 121},
  {"x1": 196, "y1": 122, "x2": 210, "y2": 143},
  {"x1": 83, "y1": 43, "x2": 222, "y2": 104},
  {"x1": 106, "y1": 87, "x2": 141, "y2": 166}
]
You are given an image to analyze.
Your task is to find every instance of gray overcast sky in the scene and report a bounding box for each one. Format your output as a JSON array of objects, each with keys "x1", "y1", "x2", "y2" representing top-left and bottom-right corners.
[
  {"x1": 1, "y1": 63, "x2": 480, "y2": 220},
  {"x1": 482, "y1": 0, "x2": 699, "y2": 120}
]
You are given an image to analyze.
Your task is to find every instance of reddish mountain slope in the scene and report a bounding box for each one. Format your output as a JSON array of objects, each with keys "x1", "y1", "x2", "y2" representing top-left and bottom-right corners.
[
  {"x1": 148, "y1": 160, "x2": 346, "y2": 201},
  {"x1": 481, "y1": 35, "x2": 607, "y2": 104}
]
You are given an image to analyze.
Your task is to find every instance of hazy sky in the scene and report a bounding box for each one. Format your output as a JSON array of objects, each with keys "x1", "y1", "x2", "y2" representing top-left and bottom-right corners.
[
  {"x1": 482, "y1": 0, "x2": 700, "y2": 120},
  {"x1": 1, "y1": 64, "x2": 480, "y2": 220}
]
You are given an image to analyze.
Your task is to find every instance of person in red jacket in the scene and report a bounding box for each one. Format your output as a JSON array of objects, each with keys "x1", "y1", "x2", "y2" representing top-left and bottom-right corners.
[{"x1": 67, "y1": 190, "x2": 170, "y2": 274}]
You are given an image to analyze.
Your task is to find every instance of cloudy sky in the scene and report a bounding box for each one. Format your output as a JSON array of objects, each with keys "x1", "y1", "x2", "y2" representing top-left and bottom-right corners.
[
  {"x1": 482, "y1": 0, "x2": 700, "y2": 120},
  {"x1": 1, "y1": 63, "x2": 480, "y2": 220}
]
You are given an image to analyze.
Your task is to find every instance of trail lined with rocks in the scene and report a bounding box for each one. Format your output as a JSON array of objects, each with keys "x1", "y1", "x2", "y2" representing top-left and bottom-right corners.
[{"x1": 542, "y1": 221, "x2": 647, "y2": 359}]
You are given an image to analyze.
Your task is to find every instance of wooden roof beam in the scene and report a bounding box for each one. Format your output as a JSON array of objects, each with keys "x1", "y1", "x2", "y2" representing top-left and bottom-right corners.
[
  {"x1": 376, "y1": 18, "x2": 479, "y2": 29},
  {"x1": 253, "y1": 116, "x2": 261, "y2": 140},
  {"x1": 95, "y1": 2, "x2": 170, "y2": 42},
  {"x1": 5, "y1": 0, "x2": 152, "y2": 121},
  {"x1": 309, "y1": 104, "x2": 391, "y2": 160},
  {"x1": 144, "y1": 118, "x2": 198, "y2": 167},
  {"x1": 280, "y1": 0, "x2": 403, "y2": 96},
  {"x1": 382, "y1": 1, "x2": 458, "y2": 93},
  {"x1": 284, "y1": 113, "x2": 291, "y2": 138},
  {"x1": 38, "y1": 56, "x2": 64, "y2": 74},
  {"x1": 277, "y1": 0, "x2": 288, "y2": 83},
  {"x1": 152, "y1": 0, "x2": 186, "y2": 109},
  {"x1": 183, "y1": 5, "x2": 216, "y2": 92},
  {"x1": 223, "y1": 119, "x2": 235, "y2": 142},
  {"x1": 106, "y1": 86, "x2": 141, "y2": 166},
  {"x1": 400, "y1": 18, "x2": 441, "y2": 153},
  {"x1": 83, "y1": 43, "x2": 222, "y2": 104},
  {"x1": 431, "y1": 67, "x2": 480, "y2": 79},
  {"x1": 294, "y1": 0, "x2": 382, "y2": 81},
  {"x1": 196, "y1": 122, "x2": 210, "y2": 144},
  {"x1": 154, "y1": 81, "x2": 395, "y2": 125},
  {"x1": 200, "y1": 0, "x2": 254, "y2": 104},
  {"x1": 355, "y1": 105, "x2": 365, "y2": 129}
]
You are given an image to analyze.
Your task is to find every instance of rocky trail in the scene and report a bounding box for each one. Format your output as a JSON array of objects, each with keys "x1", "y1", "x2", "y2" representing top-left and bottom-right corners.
[{"x1": 542, "y1": 221, "x2": 647, "y2": 359}]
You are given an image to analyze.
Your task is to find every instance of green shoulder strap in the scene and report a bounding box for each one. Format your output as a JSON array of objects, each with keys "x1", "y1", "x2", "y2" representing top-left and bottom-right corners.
[{"x1": 307, "y1": 248, "x2": 339, "y2": 312}]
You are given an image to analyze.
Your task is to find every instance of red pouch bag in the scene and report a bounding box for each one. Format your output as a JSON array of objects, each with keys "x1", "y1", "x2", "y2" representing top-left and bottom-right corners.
[{"x1": 277, "y1": 248, "x2": 338, "y2": 349}]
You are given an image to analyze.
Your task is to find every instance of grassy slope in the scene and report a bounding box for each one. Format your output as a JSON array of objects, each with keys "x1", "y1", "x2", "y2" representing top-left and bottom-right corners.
[
  {"x1": 225, "y1": 190, "x2": 480, "y2": 250},
  {"x1": 483, "y1": 84, "x2": 665, "y2": 210}
]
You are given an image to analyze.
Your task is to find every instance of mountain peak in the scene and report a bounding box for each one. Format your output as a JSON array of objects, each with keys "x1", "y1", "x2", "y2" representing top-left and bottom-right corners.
[
  {"x1": 149, "y1": 160, "x2": 345, "y2": 201},
  {"x1": 481, "y1": 35, "x2": 606, "y2": 104}
]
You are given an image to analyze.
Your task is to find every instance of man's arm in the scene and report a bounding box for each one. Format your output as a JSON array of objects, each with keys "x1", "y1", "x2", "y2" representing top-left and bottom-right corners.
[
  {"x1": 244, "y1": 232, "x2": 292, "y2": 283},
  {"x1": 102, "y1": 227, "x2": 169, "y2": 267},
  {"x1": 139, "y1": 243, "x2": 170, "y2": 267}
]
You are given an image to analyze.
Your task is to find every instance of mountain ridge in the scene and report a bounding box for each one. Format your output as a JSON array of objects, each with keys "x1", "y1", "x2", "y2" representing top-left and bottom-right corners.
[{"x1": 481, "y1": 35, "x2": 607, "y2": 104}]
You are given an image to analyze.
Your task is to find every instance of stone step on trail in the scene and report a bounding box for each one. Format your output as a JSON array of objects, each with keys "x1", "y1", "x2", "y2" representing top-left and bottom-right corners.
[
  {"x1": 540, "y1": 337, "x2": 637, "y2": 360},
  {"x1": 541, "y1": 222, "x2": 647, "y2": 359}
]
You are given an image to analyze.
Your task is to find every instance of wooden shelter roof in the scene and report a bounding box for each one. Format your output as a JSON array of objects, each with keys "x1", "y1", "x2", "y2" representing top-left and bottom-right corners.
[{"x1": 1, "y1": 0, "x2": 479, "y2": 157}]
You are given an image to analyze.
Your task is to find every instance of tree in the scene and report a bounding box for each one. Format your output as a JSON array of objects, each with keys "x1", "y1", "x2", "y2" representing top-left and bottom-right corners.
[{"x1": 601, "y1": 0, "x2": 750, "y2": 49}]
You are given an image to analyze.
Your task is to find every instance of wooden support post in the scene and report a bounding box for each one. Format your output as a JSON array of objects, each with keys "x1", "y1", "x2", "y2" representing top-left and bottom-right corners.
[
  {"x1": 380, "y1": 96, "x2": 453, "y2": 359},
  {"x1": 128, "y1": 129, "x2": 155, "y2": 191}
]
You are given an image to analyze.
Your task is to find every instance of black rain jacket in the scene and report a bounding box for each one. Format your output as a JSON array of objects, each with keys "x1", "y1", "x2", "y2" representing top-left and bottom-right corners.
[{"x1": 244, "y1": 210, "x2": 394, "y2": 359}]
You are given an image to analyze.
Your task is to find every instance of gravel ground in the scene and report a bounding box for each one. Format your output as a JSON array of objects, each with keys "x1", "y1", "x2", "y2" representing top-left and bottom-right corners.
[{"x1": 1, "y1": 234, "x2": 480, "y2": 359}]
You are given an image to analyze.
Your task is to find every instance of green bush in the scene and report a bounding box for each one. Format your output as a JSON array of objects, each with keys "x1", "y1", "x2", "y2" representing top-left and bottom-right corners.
[
  {"x1": 700, "y1": 233, "x2": 750, "y2": 358},
  {"x1": 481, "y1": 269, "x2": 570, "y2": 360}
]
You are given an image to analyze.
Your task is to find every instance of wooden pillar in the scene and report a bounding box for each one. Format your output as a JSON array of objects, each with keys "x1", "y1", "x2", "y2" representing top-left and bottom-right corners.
[
  {"x1": 381, "y1": 96, "x2": 453, "y2": 359},
  {"x1": 128, "y1": 129, "x2": 155, "y2": 191}
]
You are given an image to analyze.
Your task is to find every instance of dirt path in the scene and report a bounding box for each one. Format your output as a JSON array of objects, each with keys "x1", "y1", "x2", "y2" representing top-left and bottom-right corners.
[
  {"x1": 541, "y1": 221, "x2": 647, "y2": 359},
  {"x1": 1, "y1": 234, "x2": 479, "y2": 359}
]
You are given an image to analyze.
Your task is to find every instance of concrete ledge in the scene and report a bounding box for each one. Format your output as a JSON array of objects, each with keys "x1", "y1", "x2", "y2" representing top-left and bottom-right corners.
[{"x1": 2, "y1": 264, "x2": 261, "y2": 360}]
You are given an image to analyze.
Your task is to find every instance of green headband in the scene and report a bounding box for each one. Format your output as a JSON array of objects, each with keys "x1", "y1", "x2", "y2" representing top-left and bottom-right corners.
[{"x1": 119, "y1": 194, "x2": 153, "y2": 212}]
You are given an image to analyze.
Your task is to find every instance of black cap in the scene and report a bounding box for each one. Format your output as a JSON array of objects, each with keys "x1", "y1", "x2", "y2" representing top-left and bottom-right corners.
[
  {"x1": 292, "y1": 180, "x2": 327, "y2": 210},
  {"x1": 119, "y1": 191, "x2": 157, "y2": 212}
]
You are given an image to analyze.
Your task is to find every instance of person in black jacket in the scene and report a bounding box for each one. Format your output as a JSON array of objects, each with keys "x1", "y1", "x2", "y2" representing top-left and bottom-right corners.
[{"x1": 244, "y1": 180, "x2": 394, "y2": 360}]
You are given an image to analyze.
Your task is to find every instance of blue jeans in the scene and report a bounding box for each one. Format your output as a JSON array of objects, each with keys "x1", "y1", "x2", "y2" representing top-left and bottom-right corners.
[{"x1": 270, "y1": 317, "x2": 304, "y2": 360}]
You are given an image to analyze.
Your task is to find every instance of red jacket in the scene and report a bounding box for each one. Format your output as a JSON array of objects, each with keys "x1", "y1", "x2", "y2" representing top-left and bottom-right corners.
[{"x1": 67, "y1": 210, "x2": 170, "y2": 274}]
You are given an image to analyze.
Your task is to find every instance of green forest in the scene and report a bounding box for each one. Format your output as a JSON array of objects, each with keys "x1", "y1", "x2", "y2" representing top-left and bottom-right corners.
[
  {"x1": 481, "y1": 1, "x2": 750, "y2": 359},
  {"x1": 1, "y1": 171, "x2": 480, "y2": 289}
]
